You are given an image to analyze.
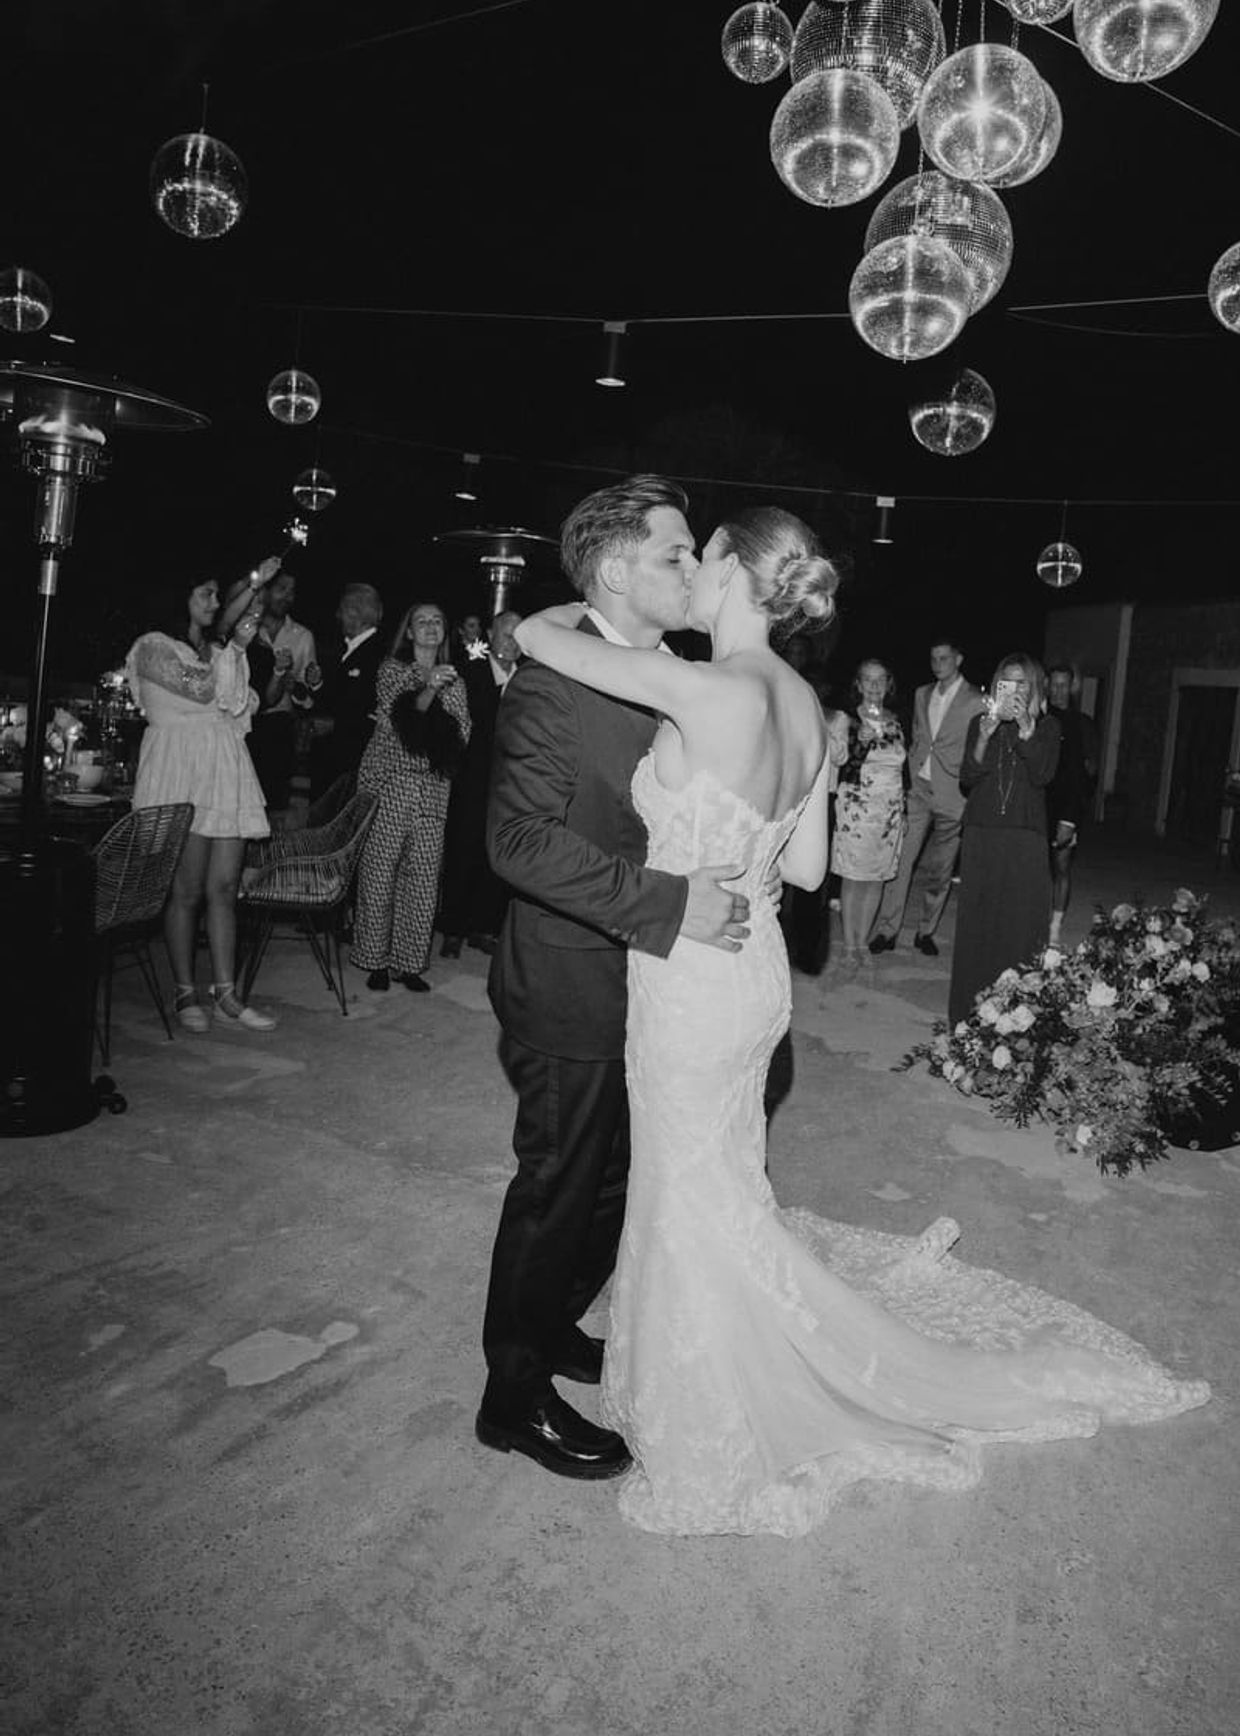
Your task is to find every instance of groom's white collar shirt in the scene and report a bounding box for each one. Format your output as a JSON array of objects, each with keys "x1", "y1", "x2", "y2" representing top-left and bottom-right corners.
[{"x1": 585, "y1": 605, "x2": 673, "y2": 653}]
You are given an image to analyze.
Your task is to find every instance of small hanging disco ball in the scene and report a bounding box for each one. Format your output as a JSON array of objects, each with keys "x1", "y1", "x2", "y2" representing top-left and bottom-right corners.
[
  {"x1": 267, "y1": 369, "x2": 321, "y2": 425},
  {"x1": 1000, "y1": 0, "x2": 1073, "y2": 20},
  {"x1": 721, "y1": 3, "x2": 794, "y2": 83},
  {"x1": 849, "y1": 233, "x2": 973, "y2": 363},
  {"x1": 917, "y1": 45, "x2": 1047, "y2": 183},
  {"x1": 1072, "y1": 0, "x2": 1219, "y2": 82},
  {"x1": 770, "y1": 68, "x2": 900, "y2": 209},
  {"x1": 284, "y1": 517, "x2": 311, "y2": 547},
  {"x1": 1037, "y1": 542, "x2": 1083, "y2": 588},
  {"x1": 989, "y1": 80, "x2": 1063, "y2": 189},
  {"x1": 0, "y1": 265, "x2": 52, "y2": 333},
  {"x1": 865, "y1": 171, "x2": 1012, "y2": 313},
  {"x1": 1208, "y1": 242, "x2": 1240, "y2": 335},
  {"x1": 292, "y1": 466, "x2": 337, "y2": 511},
  {"x1": 150, "y1": 132, "x2": 247, "y2": 239},
  {"x1": 910, "y1": 369, "x2": 997, "y2": 456},
  {"x1": 789, "y1": 0, "x2": 946, "y2": 128}
]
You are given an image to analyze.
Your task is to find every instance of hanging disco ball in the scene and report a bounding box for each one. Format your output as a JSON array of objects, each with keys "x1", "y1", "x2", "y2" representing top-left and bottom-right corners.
[
  {"x1": 909, "y1": 368, "x2": 997, "y2": 455},
  {"x1": 770, "y1": 68, "x2": 900, "y2": 208},
  {"x1": 1037, "y1": 542, "x2": 1083, "y2": 588},
  {"x1": 849, "y1": 233, "x2": 973, "y2": 362},
  {"x1": 1073, "y1": 0, "x2": 1219, "y2": 82},
  {"x1": 917, "y1": 45, "x2": 1047, "y2": 183},
  {"x1": 722, "y1": 3, "x2": 794, "y2": 82},
  {"x1": 865, "y1": 171, "x2": 1012, "y2": 313},
  {"x1": 150, "y1": 132, "x2": 247, "y2": 239},
  {"x1": 292, "y1": 466, "x2": 337, "y2": 511},
  {"x1": 1207, "y1": 243, "x2": 1240, "y2": 335},
  {"x1": 1000, "y1": 0, "x2": 1073, "y2": 20},
  {"x1": 0, "y1": 266, "x2": 52, "y2": 334},
  {"x1": 789, "y1": 0, "x2": 946, "y2": 128},
  {"x1": 989, "y1": 80, "x2": 1063, "y2": 189},
  {"x1": 266, "y1": 369, "x2": 321, "y2": 425}
]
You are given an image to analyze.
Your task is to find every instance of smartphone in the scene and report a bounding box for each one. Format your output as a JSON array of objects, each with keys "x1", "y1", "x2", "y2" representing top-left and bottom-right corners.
[{"x1": 994, "y1": 679, "x2": 1017, "y2": 705}]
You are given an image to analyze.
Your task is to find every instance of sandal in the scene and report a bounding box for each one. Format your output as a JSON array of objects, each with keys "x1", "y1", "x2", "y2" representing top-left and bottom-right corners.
[{"x1": 210, "y1": 983, "x2": 278, "y2": 1032}]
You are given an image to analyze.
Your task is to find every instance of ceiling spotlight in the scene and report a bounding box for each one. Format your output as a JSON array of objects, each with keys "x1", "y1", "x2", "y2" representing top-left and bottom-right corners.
[
  {"x1": 455, "y1": 452, "x2": 481, "y2": 501},
  {"x1": 873, "y1": 495, "x2": 896, "y2": 544},
  {"x1": 596, "y1": 321, "x2": 627, "y2": 388}
]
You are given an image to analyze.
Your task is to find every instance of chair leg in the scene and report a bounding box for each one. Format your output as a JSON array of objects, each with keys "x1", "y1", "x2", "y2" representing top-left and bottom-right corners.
[
  {"x1": 240, "y1": 915, "x2": 275, "y2": 1001},
  {"x1": 96, "y1": 934, "x2": 114, "y2": 1067},
  {"x1": 133, "y1": 935, "x2": 175, "y2": 1042},
  {"x1": 300, "y1": 912, "x2": 344, "y2": 1006}
]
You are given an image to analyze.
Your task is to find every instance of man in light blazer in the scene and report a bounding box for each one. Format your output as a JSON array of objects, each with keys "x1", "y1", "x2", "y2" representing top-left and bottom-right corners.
[{"x1": 869, "y1": 638, "x2": 985, "y2": 956}]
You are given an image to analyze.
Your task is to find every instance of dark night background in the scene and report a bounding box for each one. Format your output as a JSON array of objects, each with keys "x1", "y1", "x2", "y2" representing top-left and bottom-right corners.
[{"x1": 2, "y1": 0, "x2": 1237, "y2": 700}]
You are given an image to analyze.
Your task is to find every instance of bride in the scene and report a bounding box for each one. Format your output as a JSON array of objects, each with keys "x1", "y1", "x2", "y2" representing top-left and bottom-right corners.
[{"x1": 514, "y1": 504, "x2": 1209, "y2": 1538}]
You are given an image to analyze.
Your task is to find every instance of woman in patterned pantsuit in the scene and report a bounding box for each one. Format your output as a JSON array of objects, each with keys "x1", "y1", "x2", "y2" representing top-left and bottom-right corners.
[{"x1": 351, "y1": 601, "x2": 471, "y2": 992}]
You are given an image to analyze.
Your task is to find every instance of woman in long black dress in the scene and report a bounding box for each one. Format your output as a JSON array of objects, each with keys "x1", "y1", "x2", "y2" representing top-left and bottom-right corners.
[{"x1": 948, "y1": 653, "x2": 1060, "y2": 1028}]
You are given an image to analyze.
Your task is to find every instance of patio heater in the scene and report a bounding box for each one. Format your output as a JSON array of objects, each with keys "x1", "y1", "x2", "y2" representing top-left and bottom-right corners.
[
  {"x1": 0, "y1": 360, "x2": 207, "y2": 1137},
  {"x1": 432, "y1": 526, "x2": 559, "y2": 619}
]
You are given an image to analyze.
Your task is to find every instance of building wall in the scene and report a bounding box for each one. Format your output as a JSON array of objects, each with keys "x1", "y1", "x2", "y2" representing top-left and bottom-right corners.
[{"x1": 1120, "y1": 604, "x2": 1240, "y2": 831}]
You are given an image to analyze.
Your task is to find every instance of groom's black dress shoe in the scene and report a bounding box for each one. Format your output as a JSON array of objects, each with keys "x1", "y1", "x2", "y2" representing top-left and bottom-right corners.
[
  {"x1": 475, "y1": 1391, "x2": 631, "y2": 1480},
  {"x1": 553, "y1": 1329, "x2": 605, "y2": 1384},
  {"x1": 868, "y1": 934, "x2": 895, "y2": 954},
  {"x1": 914, "y1": 932, "x2": 940, "y2": 957}
]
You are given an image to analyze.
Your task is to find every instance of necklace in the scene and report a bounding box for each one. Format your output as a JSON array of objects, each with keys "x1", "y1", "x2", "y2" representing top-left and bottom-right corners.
[{"x1": 995, "y1": 725, "x2": 1018, "y2": 816}]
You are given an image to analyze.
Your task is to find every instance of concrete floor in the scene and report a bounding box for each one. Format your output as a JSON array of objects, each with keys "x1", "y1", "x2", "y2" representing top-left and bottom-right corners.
[{"x1": 3, "y1": 829, "x2": 1237, "y2": 1736}]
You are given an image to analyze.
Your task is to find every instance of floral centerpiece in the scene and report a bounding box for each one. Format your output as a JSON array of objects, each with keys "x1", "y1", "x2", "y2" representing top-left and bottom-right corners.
[{"x1": 901, "y1": 890, "x2": 1240, "y2": 1175}]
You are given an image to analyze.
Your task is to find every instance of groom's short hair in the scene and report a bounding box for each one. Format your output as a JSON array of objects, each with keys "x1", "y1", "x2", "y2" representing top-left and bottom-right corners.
[{"x1": 560, "y1": 474, "x2": 690, "y2": 598}]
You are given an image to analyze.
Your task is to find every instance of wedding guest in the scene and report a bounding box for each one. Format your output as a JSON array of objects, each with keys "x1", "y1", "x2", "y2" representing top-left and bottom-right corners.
[
  {"x1": 1045, "y1": 663, "x2": 1097, "y2": 948},
  {"x1": 451, "y1": 611, "x2": 486, "y2": 672},
  {"x1": 350, "y1": 601, "x2": 471, "y2": 992},
  {"x1": 125, "y1": 571, "x2": 278, "y2": 1033},
  {"x1": 776, "y1": 637, "x2": 842, "y2": 973},
  {"x1": 948, "y1": 653, "x2": 1061, "y2": 1027},
  {"x1": 309, "y1": 582, "x2": 385, "y2": 799},
  {"x1": 250, "y1": 569, "x2": 321, "y2": 822},
  {"x1": 830, "y1": 660, "x2": 905, "y2": 969},
  {"x1": 869, "y1": 637, "x2": 984, "y2": 958},
  {"x1": 439, "y1": 609, "x2": 522, "y2": 958}
]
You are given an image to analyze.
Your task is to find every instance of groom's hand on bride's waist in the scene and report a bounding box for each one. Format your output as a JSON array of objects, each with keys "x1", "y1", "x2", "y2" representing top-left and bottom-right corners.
[{"x1": 680, "y1": 864, "x2": 749, "y2": 953}]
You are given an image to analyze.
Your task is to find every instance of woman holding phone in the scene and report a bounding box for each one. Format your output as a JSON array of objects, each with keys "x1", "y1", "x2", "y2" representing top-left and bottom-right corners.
[{"x1": 948, "y1": 653, "x2": 1061, "y2": 1026}]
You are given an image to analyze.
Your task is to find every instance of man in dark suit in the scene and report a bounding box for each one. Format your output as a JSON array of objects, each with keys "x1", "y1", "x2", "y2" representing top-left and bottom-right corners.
[
  {"x1": 869, "y1": 636, "x2": 985, "y2": 956},
  {"x1": 438, "y1": 609, "x2": 522, "y2": 958},
  {"x1": 477, "y1": 475, "x2": 749, "y2": 1480},
  {"x1": 309, "y1": 582, "x2": 385, "y2": 799}
]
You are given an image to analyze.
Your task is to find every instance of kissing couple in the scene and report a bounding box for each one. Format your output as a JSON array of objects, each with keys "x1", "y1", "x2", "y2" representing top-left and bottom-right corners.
[{"x1": 475, "y1": 474, "x2": 1207, "y2": 1538}]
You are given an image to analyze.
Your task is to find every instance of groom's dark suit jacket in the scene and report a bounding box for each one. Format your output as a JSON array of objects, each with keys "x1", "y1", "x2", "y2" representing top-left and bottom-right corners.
[{"x1": 486, "y1": 618, "x2": 687, "y2": 1062}]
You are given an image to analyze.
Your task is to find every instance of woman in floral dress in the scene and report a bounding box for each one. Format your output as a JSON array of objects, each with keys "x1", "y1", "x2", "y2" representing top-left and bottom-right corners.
[{"x1": 830, "y1": 660, "x2": 906, "y2": 969}]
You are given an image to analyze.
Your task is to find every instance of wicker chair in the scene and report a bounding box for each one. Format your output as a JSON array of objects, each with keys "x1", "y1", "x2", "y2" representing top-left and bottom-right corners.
[
  {"x1": 237, "y1": 789, "x2": 378, "y2": 1014},
  {"x1": 305, "y1": 769, "x2": 357, "y2": 830},
  {"x1": 92, "y1": 802, "x2": 194, "y2": 1064}
]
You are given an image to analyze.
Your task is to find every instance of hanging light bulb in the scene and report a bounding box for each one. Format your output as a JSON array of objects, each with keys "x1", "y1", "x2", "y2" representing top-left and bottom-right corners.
[
  {"x1": 1207, "y1": 242, "x2": 1240, "y2": 335},
  {"x1": 721, "y1": 4, "x2": 794, "y2": 82},
  {"x1": 999, "y1": 0, "x2": 1073, "y2": 20},
  {"x1": 292, "y1": 467, "x2": 337, "y2": 511},
  {"x1": 909, "y1": 368, "x2": 997, "y2": 455},
  {"x1": 1072, "y1": 0, "x2": 1219, "y2": 83},
  {"x1": 595, "y1": 322, "x2": 627, "y2": 387},
  {"x1": 770, "y1": 68, "x2": 900, "y2": 209},
  {"x1": 989, "y1": 79, "x2": 1063, "y2": 189},
  {"x1": 1037, "y1": 542, "x2": 1083, "y2": 588},
  {"x1": 790, "y1": 0, "x2": 946, "y2": 128},
  {"x1": 0, "y1": 266, "x2": 52, "y2": 334},
  {"x1": 873, "y1": 495, "x2": 896, "y2": 544},
  {"x1": 455, "y1": 453, "x2": 482, "y2": 500},
  {"x1": 150, "y1": 132, "x2": 247, "y2": 239},
  {"x1": 266, "y1": 369, "x2": 321, "y2": 425},
  {"x1": 917, "y1": 44, "x2": 1047, "y2": 183},
  {"x1": 865, "y1": 171, "x2": 1013, "y2": 313},
  {"x1": 849, "y1": 233, "x2": 973, "y2": 362}
]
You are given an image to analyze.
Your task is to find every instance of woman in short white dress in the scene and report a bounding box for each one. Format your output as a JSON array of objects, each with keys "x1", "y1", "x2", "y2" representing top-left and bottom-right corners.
[{"x1": 125, "y1": 565, "x2": 279, "y2": 1032}]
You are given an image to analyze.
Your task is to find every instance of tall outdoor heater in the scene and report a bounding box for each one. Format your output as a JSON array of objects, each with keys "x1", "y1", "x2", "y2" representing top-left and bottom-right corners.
[
  {"x1": 432, "y1": 526, "x2": 558, "y2": 619},
  {"x1": 0, "y1": 361, "x2": 207, "y2": 1137}
]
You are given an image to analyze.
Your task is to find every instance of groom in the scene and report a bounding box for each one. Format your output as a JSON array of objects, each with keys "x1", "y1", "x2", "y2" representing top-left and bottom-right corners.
[{"x1": 477, "y1": 474, "x2": 750, "y2": 1479}]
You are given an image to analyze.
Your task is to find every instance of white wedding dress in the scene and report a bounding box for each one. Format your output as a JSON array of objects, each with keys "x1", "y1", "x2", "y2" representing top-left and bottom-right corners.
[{"x1": 601, "y1": 753, "x2": 1210, "y2": 1537}]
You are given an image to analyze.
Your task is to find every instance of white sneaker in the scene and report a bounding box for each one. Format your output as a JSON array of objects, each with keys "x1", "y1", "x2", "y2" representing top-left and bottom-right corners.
[{"x1": 173, "y1": 991, "x2": 209, "y2": 1034}]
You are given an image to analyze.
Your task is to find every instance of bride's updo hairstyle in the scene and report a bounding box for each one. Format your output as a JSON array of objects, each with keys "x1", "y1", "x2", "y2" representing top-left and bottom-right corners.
[{"x1": 716, "y1": 507, "x2": 839, "y2": 641}]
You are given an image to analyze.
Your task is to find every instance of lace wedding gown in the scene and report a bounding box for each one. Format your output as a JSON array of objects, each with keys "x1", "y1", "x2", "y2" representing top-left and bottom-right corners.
[{"x1": 601, "y1": 754, "x2": 1210, "y2": 1537}]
